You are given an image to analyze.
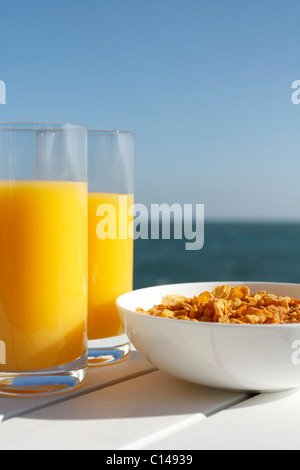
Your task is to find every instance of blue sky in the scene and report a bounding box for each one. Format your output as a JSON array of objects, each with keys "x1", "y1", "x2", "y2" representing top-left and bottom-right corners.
[{"x1": 1, "y1": 0, "x2": 300, "y2": 220}]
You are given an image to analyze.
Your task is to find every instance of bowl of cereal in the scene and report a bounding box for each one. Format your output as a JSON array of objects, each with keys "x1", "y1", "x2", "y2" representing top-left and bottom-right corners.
[{"x1": 116, "y1": 281, "x2": 300, "y2": 393}]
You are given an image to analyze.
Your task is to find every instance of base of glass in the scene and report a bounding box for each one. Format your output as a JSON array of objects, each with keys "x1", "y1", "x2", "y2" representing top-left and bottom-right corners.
[
  {"x1": 88, "y1": 335, "x2": 131, "y2": 366},
  {"x1": 0, "y1": 353, "x2": 88, "y2": 397}
]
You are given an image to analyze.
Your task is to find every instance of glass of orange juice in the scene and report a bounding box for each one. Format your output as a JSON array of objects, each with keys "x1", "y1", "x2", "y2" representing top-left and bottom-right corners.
[
  {"x1": 0, "y1": 122, "x2": 88, "y2": 396},
  {"x1": 87, "y1": 130, "x2": 134, "y2": 365}
]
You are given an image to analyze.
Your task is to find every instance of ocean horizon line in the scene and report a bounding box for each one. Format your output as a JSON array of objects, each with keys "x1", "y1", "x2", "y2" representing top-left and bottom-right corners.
[{"x1": 136, "y1": 217, "x2": 300, "y2": 225}]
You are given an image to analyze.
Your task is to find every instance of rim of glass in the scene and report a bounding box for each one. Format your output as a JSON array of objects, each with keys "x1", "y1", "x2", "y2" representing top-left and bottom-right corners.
[
  {"x1": 0, "y1": 122, "x2": 87, "y2": 131},
  {"x1": 88, "y1": 129, "x2": 135, "y2": 135}
]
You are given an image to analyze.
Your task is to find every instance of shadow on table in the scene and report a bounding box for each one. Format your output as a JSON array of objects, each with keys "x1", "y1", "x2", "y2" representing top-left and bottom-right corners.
[{"x1": 14, "y1": 352, "x2": 300, "y2": 422}]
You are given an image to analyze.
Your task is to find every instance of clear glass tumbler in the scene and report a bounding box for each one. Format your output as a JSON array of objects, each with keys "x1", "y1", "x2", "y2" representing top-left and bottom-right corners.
[
  {"x1": 87, "y1": 130, "x2": 134, "y2": 365},
  {"x1": 0, "y1": 122, "x2": 88, "y2": 396}
]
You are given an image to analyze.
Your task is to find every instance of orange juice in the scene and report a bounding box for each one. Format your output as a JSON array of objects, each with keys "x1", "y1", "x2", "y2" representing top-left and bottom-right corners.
[
  {"x1": 0, "y1": 181, "x2": 87, "y2": 372},
  {"x1": 88, "y1": 193, "x2": 133, "y2": 340}
]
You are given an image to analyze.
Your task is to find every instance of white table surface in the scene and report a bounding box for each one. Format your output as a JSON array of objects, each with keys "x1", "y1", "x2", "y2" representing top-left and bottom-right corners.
[{"x1": 0, "y1": 348, "x2": 300, "y2": 450}]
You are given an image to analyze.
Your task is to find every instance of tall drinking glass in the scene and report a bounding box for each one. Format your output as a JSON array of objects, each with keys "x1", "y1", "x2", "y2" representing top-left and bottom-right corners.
[
  {"x1": 0, "y1": 123, "x2": 88, "y2": 396},
  {"x1": 88, "y1": 130, "x2": 134, "y2": 365}
]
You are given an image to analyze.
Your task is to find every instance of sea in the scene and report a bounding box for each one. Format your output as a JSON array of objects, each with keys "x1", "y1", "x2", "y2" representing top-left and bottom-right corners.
[{"x1": 133, "y1": 222, "x2": 300, "y2": 290}]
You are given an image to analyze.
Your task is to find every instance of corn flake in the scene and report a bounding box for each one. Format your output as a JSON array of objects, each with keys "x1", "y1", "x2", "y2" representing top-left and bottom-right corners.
[{"x1": 137, "y1": 285, "x2": 300, "y2": 325}]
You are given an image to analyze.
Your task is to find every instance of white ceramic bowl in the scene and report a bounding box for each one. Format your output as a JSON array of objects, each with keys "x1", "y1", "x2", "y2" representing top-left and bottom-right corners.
[{"x1": 116, "y1": 281, "x2": 300, "y2": 393}]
